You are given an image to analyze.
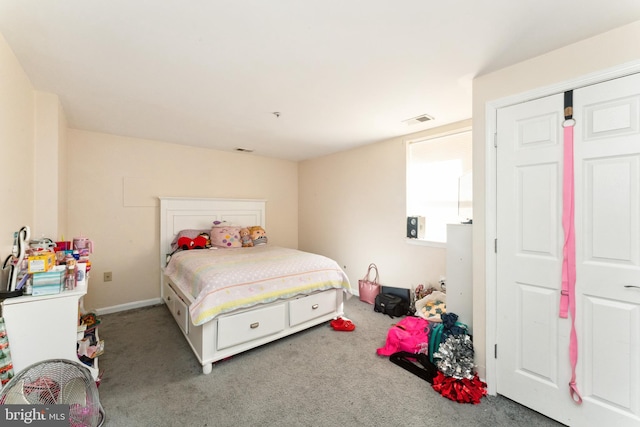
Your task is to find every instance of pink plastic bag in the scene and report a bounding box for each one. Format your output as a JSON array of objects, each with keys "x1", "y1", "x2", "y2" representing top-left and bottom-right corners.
[{"x1": 376, "y1": 316, "x2": 430, "y2": 356}]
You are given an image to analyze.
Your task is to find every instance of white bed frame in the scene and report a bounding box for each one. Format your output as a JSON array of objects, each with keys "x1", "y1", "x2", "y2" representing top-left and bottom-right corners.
[{"x1": 159, "y1": 197, "x2": 345, "y2": 374}]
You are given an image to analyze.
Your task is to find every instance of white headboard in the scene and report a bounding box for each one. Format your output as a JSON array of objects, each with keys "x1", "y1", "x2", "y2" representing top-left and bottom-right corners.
[{"x1": 159, "y1": 197, "x2": 266, "y2": 268}]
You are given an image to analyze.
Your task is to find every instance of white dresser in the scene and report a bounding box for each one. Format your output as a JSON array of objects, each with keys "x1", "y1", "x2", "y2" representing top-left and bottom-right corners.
[{"x1": 0, "y1": 289, "x2": 98, "y2": 380}]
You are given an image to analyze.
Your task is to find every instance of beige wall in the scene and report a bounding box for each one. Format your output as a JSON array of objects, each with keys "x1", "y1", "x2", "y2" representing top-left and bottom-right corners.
[
  {"x1": 298, "y1": 120, "x2": 472, "y2": 293},
  {"x1": 34, "y1": 92, "x2": 66, "y2": 239},
  {"x1": 0, "y1": 33, "x2": 70, "y2": 293},
  {"x1": 57, "y1": 99, "x2": 69, "y2": 239},
  {"x1": 0, "y1": 33, "x2": 35, "y2": 259},
  {"x1": 66, "y1": 130, "x2": 298, "y2": 310},
  {"x1": 472, "y1": 20, "x2": 640, "y2": 380}
]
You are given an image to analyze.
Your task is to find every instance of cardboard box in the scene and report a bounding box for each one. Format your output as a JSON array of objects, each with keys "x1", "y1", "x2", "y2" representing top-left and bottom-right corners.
[{"x1": 27, "y1": 252, "x2": 56, "y2": 273}]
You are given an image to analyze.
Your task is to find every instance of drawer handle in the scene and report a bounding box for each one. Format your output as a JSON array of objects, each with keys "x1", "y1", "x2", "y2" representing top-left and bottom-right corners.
[
  {"x1": 177, "y1": 309, "x2": 181, "y2": 316},
  {"x1": 167, "y1": 295, "x2": 171, "y2": 301},
  {"x1": 312, "y1": 304, "x2": 319, "y2": 310},
  {"x1": 250, "y1": 322, "x2": 260, "y2": 329}
]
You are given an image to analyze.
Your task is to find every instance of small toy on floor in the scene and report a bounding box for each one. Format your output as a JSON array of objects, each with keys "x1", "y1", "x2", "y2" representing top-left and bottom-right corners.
[{"x1": 330, "y1": 317, "x2": 355, "y2": 332}]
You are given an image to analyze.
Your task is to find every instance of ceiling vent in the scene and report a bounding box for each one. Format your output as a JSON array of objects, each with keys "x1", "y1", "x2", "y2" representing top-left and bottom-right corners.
[{"x1": 403, "y1": 114, "x2": 434, "y2": 126}]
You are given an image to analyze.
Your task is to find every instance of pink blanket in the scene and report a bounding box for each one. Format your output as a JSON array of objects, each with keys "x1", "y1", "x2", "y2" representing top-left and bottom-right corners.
[{"x1": 164, "y1": 245, "x2": 352, "y2": 326}]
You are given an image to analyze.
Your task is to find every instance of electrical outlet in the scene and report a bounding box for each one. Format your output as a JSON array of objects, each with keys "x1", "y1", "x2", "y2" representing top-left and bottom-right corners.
[{"x1": 104, "y1": 272, "x2": 112, "y2": 282}]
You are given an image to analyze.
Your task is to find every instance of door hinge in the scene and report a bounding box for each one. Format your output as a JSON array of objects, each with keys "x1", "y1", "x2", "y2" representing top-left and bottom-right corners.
[
  {"x1": 494, "y1": 344, "x2": 498, "y2": 359},
  {"x1": 494, "y1": 238, "x2": 497, "y2": 253},
  {"x1": 493, "y1": 133, "x2": 497, "y2": 148}
]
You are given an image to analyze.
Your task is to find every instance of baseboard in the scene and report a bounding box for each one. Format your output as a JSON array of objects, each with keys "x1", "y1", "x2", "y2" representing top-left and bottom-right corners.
[{"x1": 95, "y1": 297, "x2": 163, "y2": 315}]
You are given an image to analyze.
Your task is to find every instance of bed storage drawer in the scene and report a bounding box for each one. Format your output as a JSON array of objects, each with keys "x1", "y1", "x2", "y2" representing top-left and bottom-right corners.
[
  {"x1": 217, "y1": 303, "x2": 286, "y2": 350},
  {"x1": 289, "y1": 289, "x2": 337, "y2": 327},
  {"x1": 164, "y1": 282, "x2": 190, "y2": 334}
]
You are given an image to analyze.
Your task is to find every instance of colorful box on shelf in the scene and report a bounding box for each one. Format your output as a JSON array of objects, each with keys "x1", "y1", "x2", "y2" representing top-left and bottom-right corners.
[
  {"x1": 31, "y1": 269, "x2": 65, "y2": 295},
  {"x1": 27, "y1": 252, "x2": 56, "y2": 273}
]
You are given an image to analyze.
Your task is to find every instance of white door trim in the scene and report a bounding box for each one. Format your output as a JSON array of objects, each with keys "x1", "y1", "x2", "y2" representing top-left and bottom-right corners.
[{"x1": 484, "y1": 59, "x2": 640, "y2": 396}]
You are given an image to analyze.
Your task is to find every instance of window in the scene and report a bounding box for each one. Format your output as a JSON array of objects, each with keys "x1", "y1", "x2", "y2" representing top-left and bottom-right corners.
[{"x1": 407, "y1": 128, "x2": 472, "y2": 243}]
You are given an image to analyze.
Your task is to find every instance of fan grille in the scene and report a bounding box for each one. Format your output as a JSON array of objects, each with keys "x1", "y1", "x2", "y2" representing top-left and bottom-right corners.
[{"x1": 0, "y1": 359, "x2": 104, "y2": 426}]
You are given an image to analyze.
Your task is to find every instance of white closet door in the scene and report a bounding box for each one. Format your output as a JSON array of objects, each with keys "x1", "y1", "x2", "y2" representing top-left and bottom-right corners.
[{"x1": 496, "y1": 72, "x2": 640, "y2": 426}]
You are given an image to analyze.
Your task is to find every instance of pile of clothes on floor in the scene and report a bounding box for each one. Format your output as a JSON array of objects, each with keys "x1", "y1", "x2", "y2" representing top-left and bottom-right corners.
[{"x1": 376, "y1": 285, "x2": 487, "y2": 404}]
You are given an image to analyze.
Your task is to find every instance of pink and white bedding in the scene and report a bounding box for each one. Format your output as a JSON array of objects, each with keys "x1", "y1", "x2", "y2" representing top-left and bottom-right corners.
[{"x1": 164, "y1": 245, "x2": 352, "y2": 326}]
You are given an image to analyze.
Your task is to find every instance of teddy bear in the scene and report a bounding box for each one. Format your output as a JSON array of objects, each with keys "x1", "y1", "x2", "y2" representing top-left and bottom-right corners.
[
  {"x1": 249, "y1": 226, "x2": 268, "y2": 246},
  {"x1": 239, "y1": 228, "x2": 254, "y2": 247}
]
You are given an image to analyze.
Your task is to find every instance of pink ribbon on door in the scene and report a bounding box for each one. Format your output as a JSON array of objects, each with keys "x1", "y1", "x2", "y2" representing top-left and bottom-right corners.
[{"x1": 560, "y1": 90, "x2": 582, "y2": 404}]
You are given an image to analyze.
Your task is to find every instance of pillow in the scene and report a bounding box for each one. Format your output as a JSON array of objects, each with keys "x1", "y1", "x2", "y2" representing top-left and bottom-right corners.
[
  {"x1": 171, "y1": 229, "x2": 210, "y2": 251},
  {"x1": 210, "y1": 225, "x2": 242, "y2": 248}
]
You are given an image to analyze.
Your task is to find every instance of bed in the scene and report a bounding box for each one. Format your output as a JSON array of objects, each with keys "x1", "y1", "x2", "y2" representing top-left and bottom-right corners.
[{"x1": 159, "y1": 197, "x2": 352, "y2": 374}]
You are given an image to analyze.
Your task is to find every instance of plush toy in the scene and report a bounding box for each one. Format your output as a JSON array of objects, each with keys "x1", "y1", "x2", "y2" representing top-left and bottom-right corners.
[
  {"x1": 177, "y1": 232, "x2": 210, "y2": 250},
  {"x1": 249, "y1": 226, "x2": 268, "y2": 246},
  {"x1": 239, "y1": 228, "x2": 254, "y2": 247},
  {"x1": 198, "y1": 232, "x2": 211, "y2": 247}
]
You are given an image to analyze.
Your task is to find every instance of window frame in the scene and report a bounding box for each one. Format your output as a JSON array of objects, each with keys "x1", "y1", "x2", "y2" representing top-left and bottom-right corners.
[{"x1": 405, "y1": 125, "x2": 472, "y2": 246}]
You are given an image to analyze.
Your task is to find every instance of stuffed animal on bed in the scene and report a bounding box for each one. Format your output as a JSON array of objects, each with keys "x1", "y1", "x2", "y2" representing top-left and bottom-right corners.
[
  {"x1": 239, "y1": 228, "x2": 254, "y2": 247},
  {"x1": 249, "y1": 226, "x2": 268, "y2": 246},
  {"x1": 177, "y1": 232, "x2": 210, "y2": 250}
]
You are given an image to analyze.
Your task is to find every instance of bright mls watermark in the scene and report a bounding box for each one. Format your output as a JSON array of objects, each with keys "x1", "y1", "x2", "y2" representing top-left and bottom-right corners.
[{"x1": 1, "y1": 405, "x2": 69, "y2": 426}]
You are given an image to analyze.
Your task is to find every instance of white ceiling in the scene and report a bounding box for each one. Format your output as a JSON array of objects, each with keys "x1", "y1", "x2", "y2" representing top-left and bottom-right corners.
[{"x1": 2, "y1": 1, "x2": 640, "y2": 161}]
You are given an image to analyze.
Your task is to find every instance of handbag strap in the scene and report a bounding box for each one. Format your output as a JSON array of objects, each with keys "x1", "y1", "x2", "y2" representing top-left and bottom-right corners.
[{"x1": 363, "y1": 263, "x2": 379, "y2": 283}]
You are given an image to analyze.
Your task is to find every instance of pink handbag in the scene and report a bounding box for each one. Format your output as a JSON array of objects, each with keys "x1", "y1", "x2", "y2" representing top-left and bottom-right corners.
[{"x1": 358, "y1": 263, "x2": 381, "y2": 304}]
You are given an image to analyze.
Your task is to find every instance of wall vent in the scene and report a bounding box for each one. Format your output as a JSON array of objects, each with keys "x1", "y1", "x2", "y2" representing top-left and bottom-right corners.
[{"x1": 403, "y1": 114, "x2": 434, "y2": 125}]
